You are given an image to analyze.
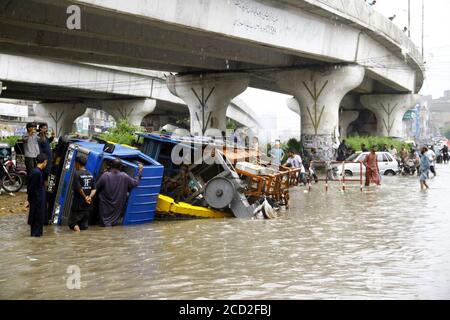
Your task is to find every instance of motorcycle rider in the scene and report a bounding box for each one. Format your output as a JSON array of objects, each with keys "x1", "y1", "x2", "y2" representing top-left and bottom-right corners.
[
  {"x1": 435, "y1": 147, "x2": 443, "y2": 164},
  {"x1": 402, "y1": 148, "x2": 419, "y2": 175},
  {"x1": 442, "y1": 145, "x2": 449, "y2": 164},
  {"x1": 399, "y1": 146, "x2": 409, "y2": 165}
]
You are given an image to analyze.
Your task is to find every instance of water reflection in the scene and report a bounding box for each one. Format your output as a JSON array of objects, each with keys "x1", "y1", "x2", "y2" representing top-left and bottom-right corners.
[{"x1": 1, "y1": 165, "x2": 450, "y2": 299}]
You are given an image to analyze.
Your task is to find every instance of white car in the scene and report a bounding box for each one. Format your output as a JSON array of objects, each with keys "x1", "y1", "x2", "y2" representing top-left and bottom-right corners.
[{"x1": 334, "y1": 152, "x2": 400, "y2": 177}]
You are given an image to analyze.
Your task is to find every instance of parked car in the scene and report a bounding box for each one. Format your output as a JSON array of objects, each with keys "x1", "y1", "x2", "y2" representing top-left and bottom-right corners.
[{"x1": 334, "y1": 152, "x2": 400, "y2": 177}]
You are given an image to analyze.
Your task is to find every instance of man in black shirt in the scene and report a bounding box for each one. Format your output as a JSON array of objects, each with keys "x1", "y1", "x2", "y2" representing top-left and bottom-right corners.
[
  {"x1": 337, "y1": 140, "x2": 348, "y2": 161},
  {"x1": 37, "y1": 123, "x2": 54, "y2": 225},
  {"x1": 68, "y1": 155, "x2": 95, "y2": 232},
  {"x1": 27, "y1": 153, "x2": 48, "y2": 237}
]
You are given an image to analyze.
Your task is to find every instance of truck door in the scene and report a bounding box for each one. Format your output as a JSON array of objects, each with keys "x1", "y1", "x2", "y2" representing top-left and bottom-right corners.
[
  {"x1": 52, "y1": 145, "x2": 91, "y2": 225},
  {"x1": 120, "y1": 158, "x2": 162, "y2": 225}
]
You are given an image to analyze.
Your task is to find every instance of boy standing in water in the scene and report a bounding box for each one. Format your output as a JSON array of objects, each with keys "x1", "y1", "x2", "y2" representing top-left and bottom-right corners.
[
  {"x1": 68, "y1": 155, "x2": 95, "y2": 232},
  {"x1": 27, "y1": 154, "x2": 48, "y2": 237}
]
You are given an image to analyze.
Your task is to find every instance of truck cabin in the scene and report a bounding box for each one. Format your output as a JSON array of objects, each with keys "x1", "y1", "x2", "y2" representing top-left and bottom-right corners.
[{"x1": 52, "y1": 141, "x2": 163, "y2": 226}]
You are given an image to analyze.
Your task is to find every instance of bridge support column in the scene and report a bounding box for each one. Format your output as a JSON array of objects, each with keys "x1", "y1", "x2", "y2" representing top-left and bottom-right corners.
[
  {"x1": 286, "y1": 97, "x2": 302, "y2": 140},
  {"x1": 276, "y1": 65, "x2": 365, "y2": 160},
  {"x1": 100, "y1": 99, "x2": 156, "y2": 127},
  {"x1": 339, "y1": 110, "x2": 359, "y2": 139},
  {"x1": 360, "y1": 94, "x2": 419, "y2": 137},
  {"x1": 167, "y1": 73, "x2": 249, "y2": 135},
  {"x1": 34, "y1": 103, "x2": 87, "y2": 136}
]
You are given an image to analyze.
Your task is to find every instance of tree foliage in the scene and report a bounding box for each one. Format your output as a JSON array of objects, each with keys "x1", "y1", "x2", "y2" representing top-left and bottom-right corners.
[
  {"x1": 286, "y1": 138, "x2": 302, "y2": 154},
  {"x1": 0, "y1": 136, "x2": 21, "y2": 146},
  {"x1": 226, "y1": 118, "x2": 239, "y2": 130},
  {"x1": 345, "y1": 136, "x2": 411, "y2": 152},
  {"x1": 98, "y1": 119, "x2": 141, "y2": 146}
]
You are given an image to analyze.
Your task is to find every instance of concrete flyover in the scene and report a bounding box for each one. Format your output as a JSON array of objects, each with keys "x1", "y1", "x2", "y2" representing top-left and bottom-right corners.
[
  {"x1": 0, "y1": 53, "x2": 261, "y2": 134},
  {"x1": 0, "y1": 0, "x2": 425, "y2": 158}
]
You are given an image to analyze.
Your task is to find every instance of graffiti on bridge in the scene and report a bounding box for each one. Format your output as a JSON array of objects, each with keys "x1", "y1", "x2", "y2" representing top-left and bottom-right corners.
[
  {"x1": 379, "y1": 102, "x2": 398, "y2": 136},
  {"x1": 191, "y1": 87, "x2": 215, "y2": 134},
  {"x1": 302, "y1": 80, "x2": 329, "y2": 135}
]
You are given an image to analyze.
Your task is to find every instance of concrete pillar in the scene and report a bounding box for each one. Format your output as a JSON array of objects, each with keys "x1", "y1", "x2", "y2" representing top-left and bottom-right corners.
[
  {"x1": 276, "y1": 65, "x2": 365, "y2": 160},
  {"x1": 100, "y1": 99, "x2": 156, "y2": 127},
  {"x1": 339, "y1": 110, "x2": 359, "y2": 139},
  {"x1": 287, "y1": 97, "x2": 302, "y2": 140},
  {"x1": 167, "y1": 73, "x2": 249, "y2": 135},
  {"x1": 360, "y1": 94, "x2": 420, "y2": 137},
  {"x1": 34, "y1": 103, "x2": 87, "y2": 136},
  {"x1": 287, "y1": 97, "x2": 300, "y2": 115}
]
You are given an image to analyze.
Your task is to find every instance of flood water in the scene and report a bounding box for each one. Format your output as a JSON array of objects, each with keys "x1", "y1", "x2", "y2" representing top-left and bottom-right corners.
[{"x1": 1, "y1": 164, "x2": 450, "y2": 299}]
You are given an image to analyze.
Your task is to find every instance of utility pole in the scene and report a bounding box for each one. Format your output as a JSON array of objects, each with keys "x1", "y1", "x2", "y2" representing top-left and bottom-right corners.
[
  {"x1": 407, "y1": 0, "x2": 411, "y2": 37},
  {"x1": 421, "y1": 0, "x2": 425, "y2": 58}
]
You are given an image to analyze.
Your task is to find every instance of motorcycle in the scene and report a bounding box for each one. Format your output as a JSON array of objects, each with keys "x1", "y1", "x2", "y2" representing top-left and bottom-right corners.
[
  {"x1": 444, "y1": 152, "x2": 450, "y2": 164},
  {"x1": 400, "y1": 159, "x2": 416, "y2": 176},
  {"x1": 4, "y1": 158, "x2": 27, "y2": 176},
  {"x1": 436, "y1": 150, "x2": 443, "y2": 164},
  {"x1": 0, "y1": 158, "x2": 24, "y2": 193}
]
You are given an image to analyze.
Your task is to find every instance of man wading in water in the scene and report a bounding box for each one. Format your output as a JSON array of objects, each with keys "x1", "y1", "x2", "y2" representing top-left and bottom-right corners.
[
  {"x1": 68, "y1": 155, "x2": 95, "y2": 232},
  {"x1": 89, "y1": 158, "x2": 143, "y2": 227},
  {"x1": 419, "y1": 147, "x2": 430, "y2": 191},
  {"x1": 363, "y1": 146, "x2": 381, "y2": 187},
  {"x1": 27, "y1": 153, "x2": 48, "y2": 237}
]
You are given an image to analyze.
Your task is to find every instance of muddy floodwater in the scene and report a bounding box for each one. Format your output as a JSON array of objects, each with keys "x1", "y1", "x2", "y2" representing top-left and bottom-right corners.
[{"x1": 1, "y1": 165, "x2": 450, "y2": 299}]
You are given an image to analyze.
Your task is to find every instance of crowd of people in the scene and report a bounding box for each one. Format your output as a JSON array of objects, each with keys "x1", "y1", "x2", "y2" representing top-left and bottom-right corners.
[
  {"x1": 274, "y1": 138, "x2": 449, "y2": 191},
  {"x1": 22, "y1": 122, "x2": 53, "y2": 237},
  {"x1": 23, "y1": 125, "x2": 449, "y2": 236},
  {"x1": 22, "y1": 122, "x2": 143, "y2": 237}
]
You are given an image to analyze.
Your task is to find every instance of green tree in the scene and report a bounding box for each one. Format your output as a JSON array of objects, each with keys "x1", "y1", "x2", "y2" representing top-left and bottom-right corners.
[
  {"x1": 98, "y1": 119, "x2": 141, "y2": 146},
  {"x1": 346, "y1": 136, "x2": 410, "y2": 152},
  {"x1": 0, "y1": 136, "x2": 21, "y2": 146},
  {"x1": 286, "y1": 138, "x2": 301, "y2": 154},
  {"x1": 226, "y1": 118, "x2": 239, "y2": 130}
]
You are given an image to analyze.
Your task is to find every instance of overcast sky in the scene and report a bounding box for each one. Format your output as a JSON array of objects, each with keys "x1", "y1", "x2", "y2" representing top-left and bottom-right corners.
[{"x1": 238, "y1": 0, "x2": 450, "y2": 139}]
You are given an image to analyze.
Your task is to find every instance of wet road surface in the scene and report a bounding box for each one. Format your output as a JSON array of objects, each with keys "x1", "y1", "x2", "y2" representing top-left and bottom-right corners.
[{"x1": 1, "y1": 164, "x2": 449, "y2": 299}]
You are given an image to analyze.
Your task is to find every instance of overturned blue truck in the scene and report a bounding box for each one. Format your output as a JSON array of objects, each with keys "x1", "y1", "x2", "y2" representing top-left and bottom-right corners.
[
  {"x1": 47, "y1": 132, "x2": 297, "y2": 225},
  {"x1": 49, "y1": 139, "x2": 164, "y2": 226}
]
